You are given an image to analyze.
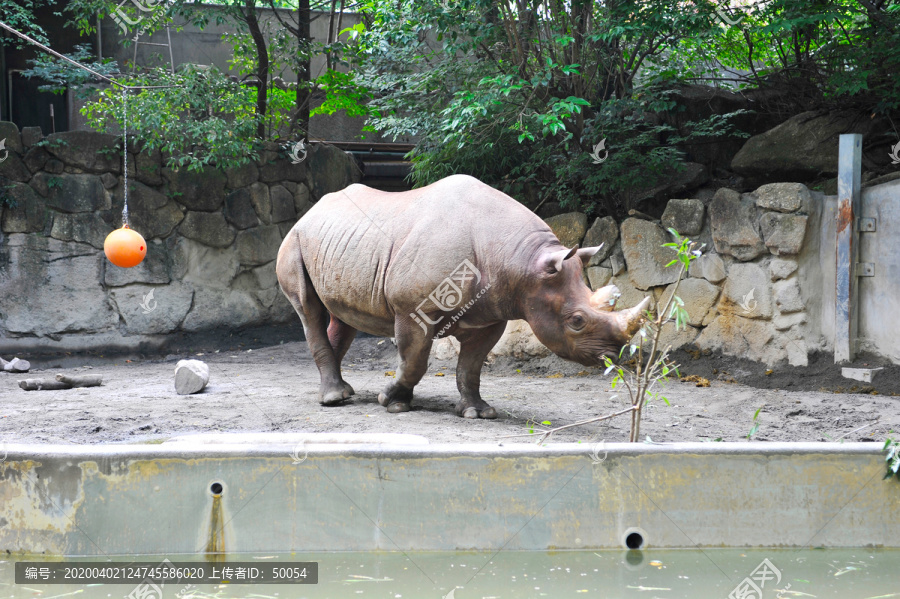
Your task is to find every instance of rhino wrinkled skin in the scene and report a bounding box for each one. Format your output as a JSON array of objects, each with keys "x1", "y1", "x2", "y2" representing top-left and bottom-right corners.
[{"x1": 276, "y1": 174, "x2": 649, "y2": 418}]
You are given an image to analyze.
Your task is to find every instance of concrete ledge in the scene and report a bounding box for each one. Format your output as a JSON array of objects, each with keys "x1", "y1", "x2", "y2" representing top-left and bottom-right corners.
[{"x1": 1, "y1": 442, "x2": 897, "y2": 554}]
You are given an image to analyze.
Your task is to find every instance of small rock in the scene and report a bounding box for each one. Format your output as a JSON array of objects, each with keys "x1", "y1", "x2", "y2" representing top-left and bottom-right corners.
[
  {"x1": 661, "y1": 198, "x2": 705, "y2": 236},
  {"x1": 1, "y1": 357, "x2": 31, "y2": 373},
  {"x1": 785, "y1": 339, "x2": 808, "y2": 367},
  {"x1": 709, "y1": 188, "x2": 766, "y2": 261},
  {"x1": 583, "y1": 216, "x2": 618, "y2": 264},
  {"x1": 754, "y1": 182, "x2": 810, "y2": 213},
  {"x1": 621, "y1": 218, "x2": 680, "y2": 290},
  {"x1": 174, "y1": 359, "x2": 210, "y2": 395},
  {"x1": 545, "y1": 212, "x2": 588, "y2": 248},
  {"x1": 774, "y1": 279, "x2": 804, "y2": 314},
  {"x1": 769, "y1": 258, "x2": 798, "y2": 281},
  {"x1": 21, "y1": 126, "x2": 43, "y2": 147},
  {"x1": 688, "y1": 252, "x2": 726, "y2": 283},
  {"x1": 759, "y1": 212, "x2": 808, "y2": 256},
  {"x1": 773, "y1": 312, "x2": 806, "y2": 331},
  {"x1": 586, "y1": 266, "x2": 613, "y2": 291}
]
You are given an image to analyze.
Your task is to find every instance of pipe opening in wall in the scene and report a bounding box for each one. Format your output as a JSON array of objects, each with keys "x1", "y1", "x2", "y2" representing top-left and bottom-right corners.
[
  {"x1": 210, "y1": 482, "x2": 223, "y2": 495},
  {"x1": 625, "y1": 531, "x2": 644, "y2": 549}
]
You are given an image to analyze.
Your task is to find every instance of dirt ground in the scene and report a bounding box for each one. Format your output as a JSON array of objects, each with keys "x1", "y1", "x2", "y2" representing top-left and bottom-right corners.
[{"x1": 1, "y1": 324, "x2": 899, "y2": 446}]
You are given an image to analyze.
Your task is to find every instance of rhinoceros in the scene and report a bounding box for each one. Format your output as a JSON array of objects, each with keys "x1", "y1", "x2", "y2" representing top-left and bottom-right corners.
[{"x1": 276, "y1": 174, "x2": 649, "y2": 419}]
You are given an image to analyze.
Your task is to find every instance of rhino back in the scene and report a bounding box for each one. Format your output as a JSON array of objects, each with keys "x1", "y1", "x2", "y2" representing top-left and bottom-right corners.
[{"x1": 295, "y1": 175, "x2": 559, "y2": 331}]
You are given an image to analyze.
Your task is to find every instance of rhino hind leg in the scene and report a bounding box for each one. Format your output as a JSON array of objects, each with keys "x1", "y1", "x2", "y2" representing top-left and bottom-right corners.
[
  {"x1": 454, "y1": 322, "x2": 507, "y2": 419},
  {"x1": 276, "y1": 237, "x2": 353, "y2": 406},
  {"x1": 327, "y1": 315, "x2": 357, "y2": 398},
  {"x1": 377, "y1": 320, "x2": 434, "y2": 413}
]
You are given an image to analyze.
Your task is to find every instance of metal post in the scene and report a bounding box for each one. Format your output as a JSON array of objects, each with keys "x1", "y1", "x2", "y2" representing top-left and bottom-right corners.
[{"x1": 834, "y1": 133, "x2": 862, "y2": 363}]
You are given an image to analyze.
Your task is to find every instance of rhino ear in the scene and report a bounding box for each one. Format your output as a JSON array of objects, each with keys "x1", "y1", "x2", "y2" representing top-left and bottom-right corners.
[
  {"x1": 575, "y1": 244, "x2": 603, "y2": 267},
  {"x1": 541, "y1": 246, "x2": 578, "y2": 274}
]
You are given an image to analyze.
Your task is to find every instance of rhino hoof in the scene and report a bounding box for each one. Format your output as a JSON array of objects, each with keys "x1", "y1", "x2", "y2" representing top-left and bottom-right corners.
[
  {"x1": 377, "y1": 392, "x2": 390, "y2": 407},
  {"x1": 462, "y1": 407, "x2": 479, "y2": 419},
  {"x1": 321, "y1": 390, "x2": 348, "y2": 405},
  {"x1": 480, "y1": 406, "x2": 498, "y2": 419},
  {"x1": 386, "y1": 402, "x2": 411, "y2": 413},
  {"x1": 342, "y1": 382, "x2": 355, "y2": 398}
]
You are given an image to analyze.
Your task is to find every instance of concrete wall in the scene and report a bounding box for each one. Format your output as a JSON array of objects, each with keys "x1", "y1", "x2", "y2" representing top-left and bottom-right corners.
[
  {"x1": 0, "y1": 123, "x2": 361, "y2": 355},
  {"x1": 0, "y1": 440, "x2": 895, "y2": 553},
  {"x1": 443, "y1": 180, "x2": 900, "y2": 366}
]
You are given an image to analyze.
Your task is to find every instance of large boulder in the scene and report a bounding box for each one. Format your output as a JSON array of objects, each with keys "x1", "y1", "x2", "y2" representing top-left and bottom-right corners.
[
  {"x1": 1, "y1": 183, "x2": 46, "y2": 233},
  {"x1": 181, "y1": 288, "x2": 266, "y2": 331},
  {"x1": 270, "y1": 185, "x2": 297, "y2": 223},
  {"x1": 120, "y1": 181, "x2": 184, "y2": 240},
  {"x1": 50, "y1": 212, "x2": 109, "y2": 249},
  {"x1": 709, "y1": 188, "x2": 766, "y2": 261},
  {"x1": 658, "y1": 278, "x2": 720, "y2": 327},
  {"x1": 132, "y1": 148, "x2": 163, "y2": 186},
  {"x1": 655, "y1": 84, "x2": 767, "y2": 170},
  {"x1": 178, "y1": 211, "x2": 236, "y2": 248},
  {"x1": 0, "y1": 235, "x2": 117, "y2": 336},
  {"x1": 236, "y1": 225, "x2": 283, "y2": 266},
  {"x1": 224, "y1": 188, "x2": 259, "y2": 230},
  {"x1": 620, "y1": 218, "x2": 680, "y2": 290},
  {"x1": 627, "y1": 162, "x2": 709, "y2": 209},
  {"x1": 170, "y1": 237, "x2": 240, "y2": 287},
  {"x1": 44, "y1": 131, "x2": 121, "y2": 173},
  {"x1": 104, "y1": 241, "x2": 170, "y2": 286},
  {"x1": 226, "y1": 160, "x2": 259, "y2": 189},
  {"x1": 31, "y1": 173, "x2": 111, "y2": 213},
  {"x1": 307, "y1": 142, "x2": 362, "y2": 199},
  {"x1": 0, "y1": 152, "x2": 32, "y2": 182},
  {"x1": 163, "y1": 166, "x2": 227, "y2": 211},
  {"x1": 721, "y1": 262, "x2": 773, "y2": 319},
  {"x1": 249, "y1": 182, "x2": 271, "y2": 224},
  {"x1": 695, "y1": 314, "x2": 782, "y2": 365},
  {"x1": 545, "y1": 212, "x2": 588, "y2": 248},
  {"x1": 110, "y1": 283, "x2": 193, "y2": 334},
  {"x1": 731, "y1": 111, "x2": 876, "y2": 182},
  {"x1": 0, "y1": 121, "x2": 23, "y2": 154}
]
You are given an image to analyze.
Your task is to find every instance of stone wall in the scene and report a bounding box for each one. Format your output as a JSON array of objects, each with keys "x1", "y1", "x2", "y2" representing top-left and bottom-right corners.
[
  {"x1": 437, "y1": 180, "x2": 900, "y2": 367},
  {"x1": 0, "y1": 124, "x2": 361, "y2": 353}
]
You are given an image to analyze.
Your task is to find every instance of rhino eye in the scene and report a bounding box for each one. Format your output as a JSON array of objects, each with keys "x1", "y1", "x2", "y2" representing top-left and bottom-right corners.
[{"x1": 567, "y1": 313, "x2": 586, "y2": 331}]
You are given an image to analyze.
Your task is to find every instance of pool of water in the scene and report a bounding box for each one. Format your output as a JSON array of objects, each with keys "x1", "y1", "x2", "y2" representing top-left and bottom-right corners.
[{"x1": 2, "y1": 548, "x2": 897, "y2": 598}]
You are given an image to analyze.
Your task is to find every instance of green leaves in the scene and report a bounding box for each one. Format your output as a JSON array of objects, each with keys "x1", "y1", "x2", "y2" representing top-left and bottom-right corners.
[
  {"x1": 747, "y1": 406, "x2": 764, "y2": 439},
  {"x1": 884, "y1": 437, "x2": 900, "y2": 481}
]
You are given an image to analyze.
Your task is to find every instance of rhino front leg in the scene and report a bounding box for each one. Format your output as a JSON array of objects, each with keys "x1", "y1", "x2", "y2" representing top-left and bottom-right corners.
[
  {"x1": 454, "y1": 321, "x2": 506, "y2": 419},
  {"x1": 377, "y1": 321, "x2": 434, "y2": 413}
]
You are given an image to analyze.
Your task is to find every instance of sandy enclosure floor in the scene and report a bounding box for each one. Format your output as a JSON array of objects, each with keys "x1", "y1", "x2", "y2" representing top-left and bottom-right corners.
[{"x1": 1, "y1": 335, "x2": 898, "y2": 447}]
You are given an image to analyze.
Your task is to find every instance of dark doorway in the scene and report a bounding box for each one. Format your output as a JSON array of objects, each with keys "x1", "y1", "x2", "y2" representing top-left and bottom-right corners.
[{"x1": 8, "y1": 70, "x2": 68, "y2": 133}]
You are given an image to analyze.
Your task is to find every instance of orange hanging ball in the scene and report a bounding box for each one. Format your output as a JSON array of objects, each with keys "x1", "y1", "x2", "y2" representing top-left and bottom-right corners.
[{"x1": 104, "y1": 225, "x2": 147, "y2": 268}]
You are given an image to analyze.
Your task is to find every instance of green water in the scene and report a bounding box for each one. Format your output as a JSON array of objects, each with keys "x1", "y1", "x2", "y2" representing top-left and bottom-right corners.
[{"x1": 1, "y1": 548, "x2": 898, "y2": 598}]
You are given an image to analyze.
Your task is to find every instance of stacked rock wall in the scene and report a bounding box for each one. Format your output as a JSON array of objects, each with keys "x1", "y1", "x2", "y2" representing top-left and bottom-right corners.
[
  {"x1": 451, "y1": 180, "x2": 899, "y2": 366},
  {"x1": 0, "y1": 123, "x2": 361, "y2": 353}
]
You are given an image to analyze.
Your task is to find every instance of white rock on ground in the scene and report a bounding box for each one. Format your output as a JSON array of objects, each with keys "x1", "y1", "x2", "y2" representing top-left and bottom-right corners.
[{"x1": 174, "y1": 359, "x2": 210, "y2": 395}]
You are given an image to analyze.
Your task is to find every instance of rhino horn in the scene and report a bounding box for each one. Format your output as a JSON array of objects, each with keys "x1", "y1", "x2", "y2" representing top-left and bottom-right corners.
[
  {"x1": 590, "y1": 284, "x2": 620, "y2": 312},
  {"x1": 616, "y1": 296, "x2": 651, "y2": 338},
  {"x1": 543, "y1": 246, "x2": 579, "y2": 273},
  {"x1": 575, "y1": 244, "x2": 603, "y2": 266}
]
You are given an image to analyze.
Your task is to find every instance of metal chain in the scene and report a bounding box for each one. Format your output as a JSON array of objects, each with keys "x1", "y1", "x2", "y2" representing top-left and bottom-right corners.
[{"x1": 122, "y1": 86, "x2": 129, "y2": 228}]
